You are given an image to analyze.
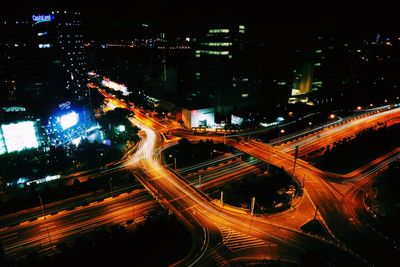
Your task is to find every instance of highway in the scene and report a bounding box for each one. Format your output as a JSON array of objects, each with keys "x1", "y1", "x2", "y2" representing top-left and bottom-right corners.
[
  {"x1": 235, "y1": 140, "x2": 400, "y2": 266},
  {"x1": 276, "y1": 106, "x2": 400, "y2": 156},
  {"x1": 128, "y1": 117, "x2": 362, "y2": 266},
  {"x1": 0, "y1": 189, "x2": 159, "y2": 260},
  {"x1": 2, "y1": 83, "x2": 397, "y2": 265}
]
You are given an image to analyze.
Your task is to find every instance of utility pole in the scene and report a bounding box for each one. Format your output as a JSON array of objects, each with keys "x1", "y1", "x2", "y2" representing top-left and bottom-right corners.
[
  {"x1": 302, "y1": 174, "x2": 305, "y2": 188},
  {"x1": 267, "y1": 151, "x2": 271, "y2": 173},
  {"x1": 109, "y1": 178, "x2": 113, "y2": 197},
  {"x1": 38, "y1": 196, "x2": 53, "y2": 248},
  {"x1": 292, "y1": 145, "x2": 299, "y2": 180},
  {"x1": 198, "y1": 174, "x2": 202, "y2": 188},
  {"x1": 174, "y1": 157, "x2": 177, "y2": 170},
  {"x1": 220, "y1": 191, "x2": 224, "y2": 206}
]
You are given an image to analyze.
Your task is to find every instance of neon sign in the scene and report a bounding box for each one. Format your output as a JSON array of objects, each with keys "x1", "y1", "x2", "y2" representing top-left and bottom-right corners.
[
  {"x1": 32, "y1": 14, "x2": 54, "y2": 25},
  {"x1": 59, "y1": 101, "x2": 71, "y2": 110}
]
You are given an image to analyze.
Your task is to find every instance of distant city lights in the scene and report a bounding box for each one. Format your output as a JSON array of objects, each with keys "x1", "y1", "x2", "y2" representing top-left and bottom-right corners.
[{"x1": 102, "y1": 78, "x2": 130, "y2": 96}]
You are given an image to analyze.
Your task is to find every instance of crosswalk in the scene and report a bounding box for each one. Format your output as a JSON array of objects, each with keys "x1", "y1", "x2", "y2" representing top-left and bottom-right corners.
[
  {"x1": 219, "y1": 226, "x2": 271, "y2": 252},
  {"x1": 210, "y1": 250, "x2": 229, "y2": 267}
]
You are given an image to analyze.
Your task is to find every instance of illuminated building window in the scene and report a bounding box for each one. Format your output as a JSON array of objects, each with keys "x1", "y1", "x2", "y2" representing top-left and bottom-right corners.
[
  {"x1": 239, "y1": 25, "x2": 245, "y2": 29},
  {"x1": 314, "y1": 62, "x2": 321, "y2": 66},
  {"x1": 242, "y1": 93, "x2": 249, "y2": 98},
  {"x1": 208, "y1": 29, "x2": 230, "y2": 34},
  {"x1": 315, "y1": 50, "x2": 322, "y2": 53},
  {"x1": 201, "y1": 42, "x2": 232, "y2": 46},
  {"x1": 195, "y1": 50, "x2": 229, "y2": 56}
]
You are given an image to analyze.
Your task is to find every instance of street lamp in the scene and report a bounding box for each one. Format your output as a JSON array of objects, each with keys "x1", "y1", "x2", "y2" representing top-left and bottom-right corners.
[
  {"x1": 169, "y1": 154, "x2": 177, "y2": 169},
  {"x1": 38, "y1": 195, "x2": 53, "y2": 248},
  {"x1": 109, "y1": 178, "x2": 113, "y2": 197},
  {"x1": 278, "y1": 129, "x2": 285, "y2": 138},
  {"x1": 329, "y1": 114, "x2": 336, "y2": 120}
]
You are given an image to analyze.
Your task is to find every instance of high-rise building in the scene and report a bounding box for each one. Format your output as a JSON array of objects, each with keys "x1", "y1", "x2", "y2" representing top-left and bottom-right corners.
[
  {"x1": 0, "y1": 11, "x2": 99, "y2": 151},
  {"x1": 0, "y1": 30, "x2": 16, "y2": 105},
  {"x1": 193, "y1": 25, "x2": 261, "y2": 119},
  {"x1": 2, "y1": 11, "x2": 88, "y2": 109},
  {"x1": 289, "y1": 36, "x2": 332, "y2": 105}
]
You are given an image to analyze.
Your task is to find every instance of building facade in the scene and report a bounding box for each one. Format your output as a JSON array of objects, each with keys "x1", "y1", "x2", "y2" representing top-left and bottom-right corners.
[
  {"x1": 193, "y1": 25, "x2": 261, "y2": 119},
  {"x1": 2, "y1": 10, "x2": 88, "y2": 108}
]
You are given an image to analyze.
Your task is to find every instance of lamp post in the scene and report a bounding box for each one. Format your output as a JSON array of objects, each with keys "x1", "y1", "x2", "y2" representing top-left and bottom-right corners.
[
  {"x1": 249, "y1": 197, "x2": 255, "y2": 233},
  {"x1": 278, "y1": 129, "x2": 285, "y2": 138},
  {"x1": 198, "y1": 174, "x2": 202, "y2": 188},
  {"x1": 38, "y1": 195, "x2": 53, "y2": 248},
  {"x1": 109, "y1": 178, "x2": 113, "y2": 197},
  {"x1": 169, "y1": 154, "x2": 177, "y2": 169}
]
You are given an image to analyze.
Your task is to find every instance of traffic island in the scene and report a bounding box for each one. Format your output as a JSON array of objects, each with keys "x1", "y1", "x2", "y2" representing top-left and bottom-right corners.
[{"x1": 208, "y1": 165, "x2": 302, "y2": 215}]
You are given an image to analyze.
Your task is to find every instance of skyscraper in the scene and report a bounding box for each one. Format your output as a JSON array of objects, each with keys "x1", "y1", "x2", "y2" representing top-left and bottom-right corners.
[
  {"x1": 2, "y1": 10, "x2": 88, "y2": 109},
  {"x1": 193, "y1": 25, "x2": 259, "y2": 119},
  {"x1": 0, "y1": 10, "x2": 98, "y2": 151}
]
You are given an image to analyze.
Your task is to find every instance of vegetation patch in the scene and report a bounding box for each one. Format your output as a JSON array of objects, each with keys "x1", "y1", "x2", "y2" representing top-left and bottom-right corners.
[{"x1": 210, "y1": 165, "x2": 300, "y2": 214}]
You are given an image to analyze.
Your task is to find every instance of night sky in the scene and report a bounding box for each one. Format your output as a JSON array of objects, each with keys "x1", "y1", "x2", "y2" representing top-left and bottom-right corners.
[{"x1": 4, "y1": 0, "x2": 399, "y2": 40}]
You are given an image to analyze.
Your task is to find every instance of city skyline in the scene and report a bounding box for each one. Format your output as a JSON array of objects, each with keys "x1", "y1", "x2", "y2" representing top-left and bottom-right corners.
[
  {"x1": 4, "y1": 1, "x2": 400, "y2": 39},
  {"x1": 1, "y1": 2, "x2": 400, "y2": 267}
]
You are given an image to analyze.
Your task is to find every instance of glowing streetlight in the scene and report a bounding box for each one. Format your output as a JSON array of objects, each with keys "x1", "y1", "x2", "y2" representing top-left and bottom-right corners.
[
  {"x1": 278, "y1": 129, "x2": 285, "y2": 138},
  {"x1": 169, "y1": 154, "x2": 177, "y2": 169},
  {"x1": 38, "y1": 196, "x2": 53, "y2": 248},
  {"x1": 329, "y1": 114, "x2": 336, "y2": 119},
  {"x1": 109, "y1": 178, "x2": 113, "y2": 197}
]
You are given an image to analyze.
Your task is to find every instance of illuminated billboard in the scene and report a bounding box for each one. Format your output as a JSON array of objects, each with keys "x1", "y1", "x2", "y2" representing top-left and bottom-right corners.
[
  {"x1": 1, "y1": 121, "x2": 39, "y2": 153},
  {"x1": 59, "y1": 111, "x2": 79, "y2": 130},
  {"x1": 231, "y1": 115, "x2": 243, "y2": 126}
]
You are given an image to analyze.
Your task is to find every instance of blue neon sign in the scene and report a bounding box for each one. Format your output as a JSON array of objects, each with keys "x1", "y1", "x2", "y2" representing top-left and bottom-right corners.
[{"x1": 32, "y1": 14, "x2": 54, "y2": 25}]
